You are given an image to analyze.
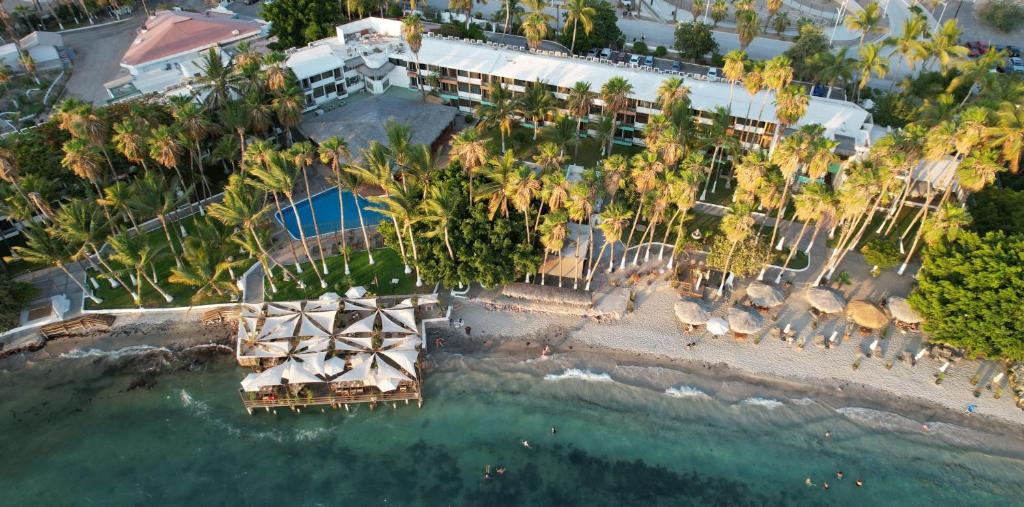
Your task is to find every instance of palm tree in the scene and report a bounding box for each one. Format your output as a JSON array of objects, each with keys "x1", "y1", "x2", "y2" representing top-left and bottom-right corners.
[
  {"x1": 656, "y1": 76, "x2": 690, "y2": 114},
  {"x1": 600, "y1": 77, "x2": 633, "y2": 155},
  {"x1": 768, "y1": 125, "x2": 834, "y2": 249},
  {"x1": 716, "y1": 204, "x2": 754, "y2": 296},
  {"x1": 450, "y1": 128, "x2": 490, "y2": 199},
  {"x1": 498, "y1": 0, "x2": 525, "y2": 33},
  {"x1": 52, "y1": 197, "x2": 133, "y2": 295},
  {"x1": 169, "y1": 218, "x2": 244, "y2": 301},
  {"x1": 621, "y1": 149, "x2": 663, "y2": 269},
  {"x1": 449, "y1": 0, "x2": 472, "y2": 28},
  {"x1": 586, "y1": 202, "x2": 630, "y2": 287},
  {"x1": 948, "y1": 48, "x2": 1004, "y2": 106},
  {"x1": 262, "y1": 51, "x2": 289, "y2": 92},
  {"x1": 722, "y1": 50, "x2": 746, "y2": 111},
  {"x1": 736, "y1": 10, "x2": 759, "y2": 50},
  {"x1": 71, "y1": 104, "x2": 118, "y2": 179},
  {"x1": 769, "y1": 84, "x2": 809, "y2": 155},
  {"x1": 12, "y1": 224, "x2": 99, "y2": 303},
  {"x1": 476, "y1": 82, "x2": 516, "y2": 152},
  {"x1": 172, "y1": 101, "x2": 213, "y2": 198},
  {"x1": 128, "y1": 172, "x2": 188, "y2": 269},
  {"x1": 402, "y1": 14, "x2": 427, "y2": 101},
  {"x1": 249, "y1": 151, "x2": 326, "y2": 288},
  {"x1": 112, "y1": 119, "x2": 149, "y2": 173},
  {"x1": 592, "y1": 115, "x2": 615, "y2": 156},
  {"x1": 208, "y1": 175, "x2": 297, "y2": 294},
  {"x1": 856, "y1": 42, "x2": 889, "y2": 102},
  {"x1": 566, "y1": 182, "x2": 592, "y2": 289},
  {"x1": 988, "y1": 101, "x2": 1024, "y2": 174},
  {"x1": 476, "y1": 150, "x2": 519, "y2": 220},
  {"x1": 660, "y1": 154, "x2": 702, "y2": 266},
  {"x1": 517, "y1": 80, "x2": 556, "y2": 141},
  {"x1": 420, "y1": 184, "x2": 459, "y2": 260},
  {"x1": 521, "y1": 0, "x2": 553, "y2": 50},
  {"x1": 288, "y1": 141, "x2": 329, "y2": 276},
  {"x1": 368, "y1": 182, "x2": 425, "y2": 286},
  {"x1": 319, "y1": 136, "x2": 366, "y2": 272},
  {"x1": 507, "y1": 164, "x2": 541, "y2": 246},
  {"x1": 538, "y1": 210, "x2": 568, "y2": 286},
  {"x1": 927, "y1": 19, "x2": 967, "y2": 72},
  {"x1": 764, "y1": 0, "x2": 782, "y2": 28},
  {"x1": 774, "y1": 182, "x2": 833, "y2": 282},
  {"x1": 565, "y1": 81, "x2": 594, "y2": 161},
  {"x1": 846, "y1": 1, "x2": 882, "y2": 52},
  {"x1": 61, "y1": 138, "x2": 105, "y2": 195},
  {"x1": 196, "y1": 49, "x2": 237, "y2": 111},
  {"x1": 544, "y1": 114, "x2": 579, "y2": 158},
  {"x1": 220, "y1": 101, "x2": 252, "y2": 164},
  {"x1": 348, "y1": 142, "x2": 412, "y2": 273},
  {"x1": 601, "y1": 154, "x2": 628, "y2": 204},
  {"x1": 273, "y1": 86, "x2": 305, "y2": 146},
  {"x1": 147, "y1": 125, "x2": 190, "y2": 202},
  {"x1": 106, "y1": 231, "x2": 175, "y2": 305},
  {"x1": 884, "y1": 14, "x2": 928, "y2": 77},
  {"x1": 563, "y1": 0, "x2": 595, "y2": 53},
  {"x1": 98, "y1": 181, "x2": 140, "y2": 231},
  {"x1": 811, "y1": 47, "x2": 855, "y2": 99}
]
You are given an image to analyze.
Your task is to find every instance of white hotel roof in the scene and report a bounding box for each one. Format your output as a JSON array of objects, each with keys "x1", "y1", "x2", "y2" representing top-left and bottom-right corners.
[
  {"x1": 287, "y1": 44, "x2": 345, "y2": 79},
  {"x1": 410, "y1": 37, "x2": 870, "y2": 140}
]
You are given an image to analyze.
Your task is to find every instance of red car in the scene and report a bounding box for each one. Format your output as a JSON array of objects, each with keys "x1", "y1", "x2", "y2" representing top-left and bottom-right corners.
[{"x1": 965, "y1": 41, "x2": 990, "y2": 58}]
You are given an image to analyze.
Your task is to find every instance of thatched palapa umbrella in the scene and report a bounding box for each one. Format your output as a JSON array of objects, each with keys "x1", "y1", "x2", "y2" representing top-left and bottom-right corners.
[
  {"x1": 886, "y1": 297, "x2": 923, "y2": 324},
  {"x1": 746, "y1": 282, "x2": 785, "y2": 308},
  {"x1": 727, "y1": 307, "x2": 764, "y2": 335},
  {"x1": 805, "y1": 287, "x2": 846, "y2": 314},
  {"x1": 848, "y1": 300, "x2": 889, "y2": 329},
  {"x1": 674, "y1": 300, "x2": 710, "y2": 327}
]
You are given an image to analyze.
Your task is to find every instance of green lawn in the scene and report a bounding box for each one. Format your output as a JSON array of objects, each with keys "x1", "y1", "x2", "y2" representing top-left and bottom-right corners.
[
  {"x1": 770, "y1": 247, "x2": 809, "y2": 270},
  {"x1": 86, "y1": 215, "x2": 238, "y2": 310},
  {"x1": 266, "y1": 248, "x2": 421, "y2": 301},
  {"x1": 826, "y1": 204, "x2": 919, "y2": 250}
]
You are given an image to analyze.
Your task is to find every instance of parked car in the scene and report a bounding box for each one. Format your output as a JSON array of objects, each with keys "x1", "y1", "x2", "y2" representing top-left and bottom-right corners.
[
  {"x1": 600, "y1": 47, "x2": 613, "y2": 59},
  {"x1": 586, "y1": 47, "x2": 599, "y2": 58},
  {"x1": 671, "y1": 60, "x2": 681, "y2": 71},
  {"x1": 1005, "y1": 45, "x2": 1021, "y2": 58},
  {"x1": 707, "y1": 67, "x2": 720, "y2": 79},
  {"x1": 629, "y1": 54, "x2": 641, "y2": 65},
  {"x1": 965, "y1": 40, "x2": 990, "y2": 58},
  {"x1": 643, "y1": 55, "x2": 654, "y2": 66},
  {"x1": 1008, "y1": 57, "x2": 1024, "y2": 73}
]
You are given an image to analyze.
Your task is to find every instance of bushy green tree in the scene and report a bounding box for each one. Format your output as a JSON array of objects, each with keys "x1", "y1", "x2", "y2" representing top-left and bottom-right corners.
[
  {"x1": 909, "y1": 231, "x2": 1024, "y2": 360},
  {"x1": 0, "y1": 272, "x2": 37, "y2": 331},
  {"x1": 704, "y1": 234, "x2": 769, "y2": 278},
  {"x1": 783, "y1": 24, "x2": 829, "y2": 80},
  {"x1": 860, "y1": 238, "x2": 901, "y2": 269},
  {"x1": 376, "y1": 164, "x2": 540, "y2": 288},
  {"x1": 969, "y1": 187, "x2": 1024, "y2": 236},
  {"x1": 673, "y1": 21, "x2": 718, "y2": 62},
  {"x1": 558, "y1": 1, "x2": 624, "y2": 53},
  {"x1": 262, "y1": 0, "x2": 346, "y2": 49}
]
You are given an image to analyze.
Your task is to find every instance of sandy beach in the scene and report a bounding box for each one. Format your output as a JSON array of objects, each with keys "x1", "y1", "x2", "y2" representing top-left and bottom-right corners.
[{"x1": 444, "y1": 282, "x2": 1024, "y2": 434}]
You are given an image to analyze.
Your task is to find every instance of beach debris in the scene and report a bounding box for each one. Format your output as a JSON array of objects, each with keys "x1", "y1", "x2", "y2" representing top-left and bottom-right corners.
[
  {"x1": 674, "y1": 300, "x2": 710, "y2": 328},
  {"x1": 806, "y1": 287, "x2": 846, "y2": 314},
  {"x1": 886, "y1": 296, "x2": 923, "y2": 325},
  {"x1": 745, "y1": 282, "x2": 785, "y2": 308},
  {"x1": 847, "y1": 300, "x2": 889, "y2": 330},
  {"x1": 813, "y1": 334, "x2": 826, "y2": 348},
  {"x1": 828, "y1": 331, "x2": 839, "y2": 347},
  {"x1": 727, "y1": 307, "x2": 765, "y2": 335}
]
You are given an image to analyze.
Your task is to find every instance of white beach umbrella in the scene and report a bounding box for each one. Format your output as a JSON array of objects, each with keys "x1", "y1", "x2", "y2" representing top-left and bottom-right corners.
[
  {"x1": 380, "y1": 349, "x2": 419, "y2": 378},
  {"x1": 706, "y1": 317, "x2": 729, "y2": 336},
  {"x1": 282, "y1": 358, "x2": 322, "y2": 384},
  {"x1": 240, "y1": 363, "x2": 286, "y2": 391},
  {"x1": 345, "y1": 286, "x2": 368, "y2": 299}
]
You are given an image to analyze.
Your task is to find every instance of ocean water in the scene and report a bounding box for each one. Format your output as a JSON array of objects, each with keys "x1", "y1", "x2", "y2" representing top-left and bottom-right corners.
[{"x1": 1, "y1": 348, "x2": 1023, "y2": 506}]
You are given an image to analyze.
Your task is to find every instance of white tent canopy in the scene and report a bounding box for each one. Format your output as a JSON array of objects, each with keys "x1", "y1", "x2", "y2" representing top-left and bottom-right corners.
[
  {"x1": 340, "y1": 312, "x2": 377, "y2": 336},
  {"x1": 283, "y1": 358, "x2": 322, "y2": 384},
  {"x1": 295, "y1": 351, "x2": 327, "y2": 376},
  {"x1": 380, "y1": 349, "x2": 418, "y2": 378},
  {"x1": 345, "y1": 297, "x2": 377, "y2": 311},
  {"x1": 240, "y1": 363, "x2": 286, "y2": 391},
  {"x1": 384, "y1": 307, "x2": 417, "y2": 333},
  {"x1": 345, "y1": 286, "x2": 367, "y2": 298},
  {"x1": 336, "y1": 353, "x2": 374, "y2": 382},
  {"x1": 324, "y1": 356, "x2": 347, "y2": 377}
]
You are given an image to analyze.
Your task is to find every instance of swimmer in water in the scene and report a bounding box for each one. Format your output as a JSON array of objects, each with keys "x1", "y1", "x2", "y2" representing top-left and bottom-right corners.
[
  {"x1": 522, "y1": 440, "x2": 531, "y2": 449},
  {"x1": 551, "y1": 426, "x2": 557, "y2": 435},
  {"x1": 856, "y1": 479, "x2": 864, "y2": 487},
  {"x1": 825, "y1": 430, "x2": 832, "y2": 438},
  {"x1": 805, "y1": 477, "x2": 815, "y2": 487},
  {"x1": 496, "y1": 466, "x2": 506, "y2": 476},
  {"x1": 836, "y1": 471, "x2": 844, "y2": 479},
  {"x1": 823, "y1": 481, "x2": 830, "y2": 490}
]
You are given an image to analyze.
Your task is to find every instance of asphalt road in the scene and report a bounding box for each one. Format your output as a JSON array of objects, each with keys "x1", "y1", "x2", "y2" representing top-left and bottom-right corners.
[{"x1": 62, "y1": 15, "x2": 146, "y2": 104}]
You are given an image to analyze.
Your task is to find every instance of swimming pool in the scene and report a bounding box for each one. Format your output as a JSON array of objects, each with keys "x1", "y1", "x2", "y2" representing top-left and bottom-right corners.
[{"x1": 275, "y1": 188, "x2": 384, "y2": 240}]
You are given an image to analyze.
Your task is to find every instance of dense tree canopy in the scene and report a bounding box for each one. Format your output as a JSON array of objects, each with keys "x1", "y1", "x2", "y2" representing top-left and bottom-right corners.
[
  {"x1": 783, "y1": 24, "x2": 829, "y2": 81},
  {"x1": 969, "y1": 187, "x2": 1024, "y2": 236},
  {"x1": 673, "y1": 21, "x2": 718, "y2": 62},
  {"x1": 376, "y1": 164, "x2": 540, "y2": 288},
  {"x1": 262, "y1": 0, "x2": 347, "y2": 49},
  {"x1": 909, "y1": 231, "x2": 1024, "y2": 360},
  {"x1": 0, "y1": 272, "x2": 37, "y2": 331},
  {"x1": 558, "y1": 1, "x2": 624, "y2": 52}
]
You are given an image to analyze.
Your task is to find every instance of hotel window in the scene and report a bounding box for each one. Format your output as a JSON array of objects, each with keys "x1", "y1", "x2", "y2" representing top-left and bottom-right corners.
[
  {"x1": 458, "y1": 82, "x2": 469, "y2": 93},
  {"x1": 459, "y1": 98, "x2": 475, "y2": 108},
  {"x1": 347, "y1": 76, "x2": 361, "y2": 86},
  {"x1": 514, "y1": 79, "x2": 526, "y2": 87},
  {"x1": 635, "y1": 112, "x2": 649, "y2": 124},
  {"x1": 469, "y1": 84, "x2": 481, "y2": 94},
  {"x1": 457, "y1": 69, "x2": 469, "y2": 77},
  {"x1": 589, "y1": 104, "x2": 602, "y2": 115},
  {"x1": 313, "y1": 86, "x2": 325, "y2": 98},
  {"x1": 407, "y1": 61, "x2": 416, "y2": 71},
  {"x1": 469, "y1": 72, "x2": 482, "y2": 79},
  {"x1": 334, "y1": 68, "x2": 343, "y2": 79},
  {"x1": 301, "y1": 77, "x2": 310, "y2": 88}
]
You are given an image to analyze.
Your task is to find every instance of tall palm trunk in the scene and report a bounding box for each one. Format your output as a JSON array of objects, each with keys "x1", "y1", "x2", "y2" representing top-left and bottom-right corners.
[
  {"x1": 405, "y1": 221, "x2": 422, "y2": 286},
  {"x1": 156, "y1": 215, "x2": 183, "y2": 268},
  {"x1": 333, "y1": 178, "x2": 351, "y2": 274},
  {"x1": 716, "y1": 240, "x2": 738, "y2": 296},
  {"x1": 619, "y1": 201, "x2": 644, "y2": 269},
  {"x1": 774, "y1": 220, "x2": 809, "y2": 283},
  {"x1": 284, "y1": 192, "x2": 325, "y2": 287},
  {"x1": 141, "y1": 265, "x2": 174, "y2": 302},
  {"x1": 250, "y1": 224, "x2": 296, "y2": 282},
  {"x1": 353, "y1": 192, "x2": 375, "y2": 265},
  {"x1": 270, "y1": 193, "x2": 304, "y2": 274},
  {"x1": 881, "y1": 177, "x2": 912, "y2": 235},
  {"x1": 572, "y1": 218, "x2": 583, "y2": 289},
  {"x1": 300, "y1": 167, "x2": 329, "y2": 275},
  {"x1": 768, "y1": 176, "x2": 792, "y2": 249},
  {"x1": 58, "y1": 261, "x2": 98, "y2": 302},
  {"x1": 657, "y1": 208, "x2": 682, "y2": 260},
  {"x1": 897, "y1": 192, "x2": 935, "y2": 275}
]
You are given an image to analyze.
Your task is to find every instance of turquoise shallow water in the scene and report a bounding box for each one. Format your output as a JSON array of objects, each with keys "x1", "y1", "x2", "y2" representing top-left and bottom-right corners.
[{"x1": 1, "y1": 348, "x2": 1023, "y2": 506}]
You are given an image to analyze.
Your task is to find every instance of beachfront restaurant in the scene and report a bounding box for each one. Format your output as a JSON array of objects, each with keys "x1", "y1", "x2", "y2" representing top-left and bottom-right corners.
[{"x1": 235, "y1": 293, "x2": 440, "y2": 414}]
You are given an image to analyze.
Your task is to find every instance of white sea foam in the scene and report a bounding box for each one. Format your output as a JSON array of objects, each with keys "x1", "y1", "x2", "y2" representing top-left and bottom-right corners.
[
  {"x1": 790, "y1": 397, "x2": 816, "y2": 406},
  {"x1": 664, "y1": 385, "x2": 711, "y2": 399},
  {"x1": 60, "y1": 345, "x2": 171, "y2": 360},
  {"x1": 543, "y1": 368, "x2": 613, "y2": 382},
  {"x1": 739, "y1": 397, "x2": 785, "y2": 409}
]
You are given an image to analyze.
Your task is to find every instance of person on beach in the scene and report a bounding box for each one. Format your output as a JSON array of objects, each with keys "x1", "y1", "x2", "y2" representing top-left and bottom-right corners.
[{"x1": 541, "y1": 345, "x2": 551, "y2": 357}]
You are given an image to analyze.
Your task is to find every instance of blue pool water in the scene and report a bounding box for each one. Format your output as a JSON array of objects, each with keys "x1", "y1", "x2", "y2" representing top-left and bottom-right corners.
[{"x1": 275, "y1": 189, "x2": 383, "y2": 240}]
